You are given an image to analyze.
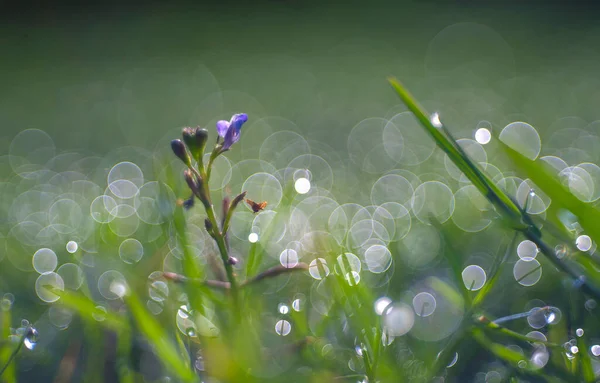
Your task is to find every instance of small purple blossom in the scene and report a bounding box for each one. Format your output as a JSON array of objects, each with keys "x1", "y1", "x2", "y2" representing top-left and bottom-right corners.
[{"x1": 216, "y1": 113, "x2": 248, "y2": 150}]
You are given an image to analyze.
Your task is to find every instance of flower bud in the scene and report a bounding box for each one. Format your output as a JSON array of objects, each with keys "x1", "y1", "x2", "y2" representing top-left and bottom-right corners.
[
  {"x1": 184, "y1": 169, "x2": 201, "y2": 196},
  {"x1": 171, "y1": 139, "x2": 191, "y2": 166},
  {"x1": 182, "y1": 127, "x2": 208, "y2": 161}
]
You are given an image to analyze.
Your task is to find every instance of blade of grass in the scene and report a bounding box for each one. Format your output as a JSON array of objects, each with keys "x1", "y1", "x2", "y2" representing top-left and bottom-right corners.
[
  {"x1": 125, "y1": 290, "x2": 197, "y2": 382},
  {"x1": 498, "y1": 140, "x2": 600, "y2": 242},
  {"x1": 51, "y1": 288, "x2": 127, "y2": 332},
  {"x1": 387, "y1": 78, "x2": 525, "y2": 230},
  {"x1": 473, "y1": 232, "x2": 518, "y2": 307},
  {"x1": 476, "y1": 315, "x2": 561, "y2": 349},
  {"x1": 471, "y1": 328, "x2": 569, "y2": 383},
  {"x1": 0, "y1": 308, "x2": 15, "y2": 382}
]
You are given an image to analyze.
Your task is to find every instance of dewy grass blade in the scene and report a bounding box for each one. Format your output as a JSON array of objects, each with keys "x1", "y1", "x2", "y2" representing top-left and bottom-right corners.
[
  {"x1": 387, "y1": 78, "x2": 524, "y2": 229},
  {"x1": 388, "y1": 77, "x2": 600, "y2": 300},
  {"x1": 498, "y1": 139, "x2": 600, "y2": 244}
]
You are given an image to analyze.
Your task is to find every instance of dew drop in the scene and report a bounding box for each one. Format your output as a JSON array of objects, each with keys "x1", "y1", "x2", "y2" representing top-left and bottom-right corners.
[
  {"x1": 23, "y1": 327, "x2": 38, "y2": 350},
  {"x1": 570, "y1": 345, "x2": 579, "y2": 354},
  {"x1": 430, "y1": 112, "x2": 442, "y2": 128},
  {"x1": 186, "y1": 327, "x2": 196, "y2": 338},
  {"x1": 278, "y1": 303, "x2": 289, "y2": 315},
  {"x1": 591, "y1": 345, "x2": 600, "y2": 356},
  {"x1": 355, "y1": 345, "x2": 363, "y2": 357},
  {"x1": 576, "y1": 328, "x2": 584, "y2": 337},
  {"x1": 576, "y1": 235, "x2": 592, "y2": 251}
]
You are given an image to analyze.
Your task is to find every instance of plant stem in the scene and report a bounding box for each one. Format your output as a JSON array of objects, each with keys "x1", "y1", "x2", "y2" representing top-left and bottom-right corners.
[
  {"x1": 196, "y1": 159, "x2": 240, "y2": 322},
  {"x1": 0, "y1": 329, "x2": 26, "y2": 378}
]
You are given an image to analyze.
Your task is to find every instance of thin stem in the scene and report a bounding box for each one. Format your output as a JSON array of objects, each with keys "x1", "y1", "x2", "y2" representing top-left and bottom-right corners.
[
  {"x1": 205, "y1": 148, "x2": 221, "y2": 183},
  {"x1": 195, "y1": 155, "x2": 240, "y2": 322},
  {"x1": 491, "y1": 310, "x2": 533, "y2": 324},
  {"x1": 0, "y1": 328, "x2": 27, "y2": 377},
  {"x1": 241, "y1": 263, "x2": 308, "y2": 287}
]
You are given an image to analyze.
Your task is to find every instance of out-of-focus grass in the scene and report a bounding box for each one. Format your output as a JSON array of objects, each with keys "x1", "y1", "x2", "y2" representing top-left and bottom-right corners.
[
  {"x1": 388, "y1": 78, "x2": 600, "y2": 382},
  {"x1": 4, "y1": 74, "x2": 600, "y2": 383}
]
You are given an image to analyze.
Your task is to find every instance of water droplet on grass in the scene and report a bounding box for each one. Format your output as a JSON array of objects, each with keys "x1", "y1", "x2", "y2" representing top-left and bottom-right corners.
[{"x1": 23, "y1": 327, "x2": 38, "y2": 350}]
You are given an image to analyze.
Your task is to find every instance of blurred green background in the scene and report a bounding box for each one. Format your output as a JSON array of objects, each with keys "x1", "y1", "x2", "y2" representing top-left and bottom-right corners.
[{"x1": 2, "y1": 0, "x2": 600, "y2": 154}]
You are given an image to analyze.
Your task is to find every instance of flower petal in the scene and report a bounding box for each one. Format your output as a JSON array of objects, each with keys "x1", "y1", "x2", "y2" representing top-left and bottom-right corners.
[
  {"x1": 216, "y1": 120, "x2": 230, "y2": 137},
  {"x1": 229, "y1": 113, "x2": 248, "y2": 133},
  {"x1": 222, "y1": 126, "x2": 240, "y2": 150}
]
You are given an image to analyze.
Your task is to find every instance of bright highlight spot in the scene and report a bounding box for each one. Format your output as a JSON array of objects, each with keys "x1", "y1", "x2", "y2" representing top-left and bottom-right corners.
[
  {"x1": 275, "y1": 319, "x2": 291, "y2": 336},
  {"x1": 570, "y1": 345, "x2": 579, "y2": 354},
  {"x1": 430, "y1": 112, "x2": 442, "y2": 128},
  {"x1": 278, "y1": 304, "x2": 289, "y2": 315},
  {"x1": 248, "y1": 232, "x2": 259, "y2": 243},
  {"x1": 462, "y1": 265, "x2": 486, "y2": 291},
  {"x1": 294, "y1": 177, "x2": 311, "y2": 194},
  {"x1": 383, "y1": 303, "x2": 414, "y2": 336},
  {"x1": 576, "y1": 235, "x2": 592, "y2": 251},
  {"x1": 474, "y1": 128, "x2": 491, "y2": 144},
  {"x1": 374, "y1": 297, "x2": 392, "y2": 315},
  {"x1": 66, "y1": 241, "x2": 78, "y2": 253}
]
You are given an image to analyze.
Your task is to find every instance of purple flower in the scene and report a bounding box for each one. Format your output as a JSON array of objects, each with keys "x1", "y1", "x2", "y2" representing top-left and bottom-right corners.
[{"x1": 216, "y1": 113, "x2": 248, "y2": 150}]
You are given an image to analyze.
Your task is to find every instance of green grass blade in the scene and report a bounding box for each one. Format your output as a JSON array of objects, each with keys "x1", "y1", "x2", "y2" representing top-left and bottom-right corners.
[
  {"x1": 52, "y1": 289, "x2": 127, "y2": 332},
  {"x1": 125, "y1": 291, "x2": 197, "y2": 382},
  {"x1": 473, "y1": 232, "x2": 518, "y2": 307},
  {"x1": 387, "y1": 78, "x2": 524, "y2": 227},
  {"x1": 471, "y1": 328, "x2": 566, "y2": 383},
  {"x1": 0, "y1": 308, "x2": 16, "y2": 382},
  {"x1": 498, "y1": 139, "x2": 600, "y2": 243}
]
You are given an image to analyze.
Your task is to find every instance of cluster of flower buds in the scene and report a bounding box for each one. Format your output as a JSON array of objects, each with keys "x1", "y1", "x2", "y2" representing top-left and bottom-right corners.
[
  {"x1": 171, "y1": 114, "x2": 249, "y2": 213},
  {"x1": 171, "y1": 127, "x2": 210, "y2": 209}
]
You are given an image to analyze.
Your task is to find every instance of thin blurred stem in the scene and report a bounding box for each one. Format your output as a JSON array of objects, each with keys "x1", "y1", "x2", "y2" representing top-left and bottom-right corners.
[
  {"x1": 477, "y1": 314, "x2": 561, "y2": 349},
  {"x1": 195, "y1": 156, "x2": 240, "y2": 322},
  {"x1": 491, "y1": 310, "x2": 534, "y2": 324},
  {"x1": 241, "y1": 264, "x2": 308, "y2": 287},
  {"x1": 0, "y1": 328, "x2": 27, "y2": 378},
  {"x1": 473, "y1": 232, "x2": 518, "y2": 307}
]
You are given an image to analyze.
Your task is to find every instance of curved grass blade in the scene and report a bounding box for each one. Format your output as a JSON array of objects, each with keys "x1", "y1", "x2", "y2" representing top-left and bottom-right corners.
[{"x1": 387, "y1": 78, "x2": 525, "y2": 230}]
